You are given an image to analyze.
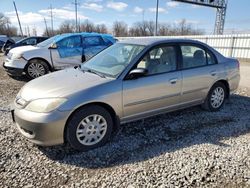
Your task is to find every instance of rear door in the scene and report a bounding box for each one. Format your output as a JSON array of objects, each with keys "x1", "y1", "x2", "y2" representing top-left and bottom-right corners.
[
  {"x1": 83, "y1": 36, "x2": 107, "y2": 61},
  {"x1": 51, "y1": 35, "x2": 82, "y2": 69},
  {"x1": 122, "y1": 44, "x2": 182, "y2": 121},
  {"x1": 180, "y1": 43, "x2": 221, "y2": 104}
]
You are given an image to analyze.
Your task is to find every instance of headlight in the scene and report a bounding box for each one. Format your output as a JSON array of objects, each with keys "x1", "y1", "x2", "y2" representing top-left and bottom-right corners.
[
  {"x1": 12, "y1": 53, "x2": 23, "y2": 60},
  {"x1": 25, "y1": 98, "x2": 67, "y2": 113}
]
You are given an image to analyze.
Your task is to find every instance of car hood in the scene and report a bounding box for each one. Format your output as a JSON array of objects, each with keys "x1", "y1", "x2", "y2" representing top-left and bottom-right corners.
[
  {"x1": 19, "y1": 68, "x2": 111, "y2": 101},
  {"x1": 9, "y1": 45, "x2": 39, "y2": 54}
]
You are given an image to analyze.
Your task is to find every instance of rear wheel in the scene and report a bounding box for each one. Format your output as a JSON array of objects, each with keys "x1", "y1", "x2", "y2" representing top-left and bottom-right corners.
[
  {"x1": 25, "y1": 59, "x2": 49, "y2": 79},
  {"x1": 66, "y1": 105, "x2": 113, "y2": 151},
  {"x1": 202, "y1": 82, "x2": 226, "y2": 111}
]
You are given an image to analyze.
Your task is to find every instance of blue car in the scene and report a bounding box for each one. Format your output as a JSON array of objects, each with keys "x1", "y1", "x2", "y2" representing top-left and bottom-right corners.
[{"x1": 3, "y1": 32, "x2": 116, "y2": 79}]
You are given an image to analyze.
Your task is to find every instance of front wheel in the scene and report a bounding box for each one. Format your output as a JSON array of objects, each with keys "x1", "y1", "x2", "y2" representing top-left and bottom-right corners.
[
  {"x1": 66, "y1": 105, "x2": 113, "y2": 151},
  {"x1": 25, "y1": 59, "x2": 49, "y2": 79},
  {"x1": 202, "y1": 82, "x2": 226, "y2": 111}
]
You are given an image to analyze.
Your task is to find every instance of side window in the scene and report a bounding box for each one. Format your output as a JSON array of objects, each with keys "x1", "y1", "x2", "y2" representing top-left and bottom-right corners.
[
  {"x1": 102, "y1": 37, "x2": 113, "y2": 46},
  {"x1": 57, "y1": 36, "x2": 81, "y2": 48},
  {"x1": 207, "y1": 52, "x2": 216, "y2": 65},
  {"x1": 38, "y1": 38, "x2": 46, "y2": 43},
  {"x1": 84, "y1": 36, "x2": 103, "y2": 46},
  {"x1": 23, "y1": 38, "x2": 37, "y2": 45},
  {"x1": 181, "y1": 45, "x2": 208, "y2": 69},
  {"x1": 137, "y1": 46, "x2": 177, "y2": 75}
]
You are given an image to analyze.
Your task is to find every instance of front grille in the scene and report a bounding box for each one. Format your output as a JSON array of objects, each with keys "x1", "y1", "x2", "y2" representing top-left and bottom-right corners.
[{"x1": 20, "y1": 126, "x2": 34, "y2": 135}]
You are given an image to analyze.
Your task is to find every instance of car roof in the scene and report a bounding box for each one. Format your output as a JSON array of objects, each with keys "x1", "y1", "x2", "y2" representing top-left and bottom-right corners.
[
  {"x1": 118, "y1": 38, "x2": 206, "y2": 46},
  {"x1": 57, "y1": 32, "x2": 113, "y2": 38}
]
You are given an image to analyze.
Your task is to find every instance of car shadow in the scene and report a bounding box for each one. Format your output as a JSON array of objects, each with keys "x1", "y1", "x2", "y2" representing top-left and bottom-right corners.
[
  {"x1": 8, "y1": 75, "x2": 30, "y2": 82},
  {"x1": 39, "y1": 94, "x2": 250, "y2": 169}
]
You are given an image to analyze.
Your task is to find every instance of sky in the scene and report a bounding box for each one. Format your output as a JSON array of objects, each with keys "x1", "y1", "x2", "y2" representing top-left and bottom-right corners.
[{"x1": 0, "y1": 0, "x2": 250, "y2": 36}]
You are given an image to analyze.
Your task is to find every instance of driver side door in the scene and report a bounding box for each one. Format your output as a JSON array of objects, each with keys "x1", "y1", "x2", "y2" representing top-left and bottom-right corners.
[{"x1": 122, "y1": 45, "x2": 182, "y2": 122}]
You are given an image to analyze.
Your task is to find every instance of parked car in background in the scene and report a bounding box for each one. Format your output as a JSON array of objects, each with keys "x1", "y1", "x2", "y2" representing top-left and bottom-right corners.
[
  {"x1": 2, "y1": 36, "x2": 48, "y2": 55},
  {"x1": 0, "y1": 35, "x2": 10, "y2": 50},
  {"x1": 1, "y1": 38, "x2": 15, "y2": 52},
  {"x1": 3, "y1": 33, "x2": 116, "y2": 79},
  {"x1": 0, "y1": 40, "x2": 5, "y2": 50},
  {"x1": 12, "y1": 38, "x2": 240, "y2": 151}
]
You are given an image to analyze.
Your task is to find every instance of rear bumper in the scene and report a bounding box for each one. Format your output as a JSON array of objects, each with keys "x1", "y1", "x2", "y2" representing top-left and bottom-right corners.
[{"x1": 229, "y1": 74, "x2": 240, "y2": 93}]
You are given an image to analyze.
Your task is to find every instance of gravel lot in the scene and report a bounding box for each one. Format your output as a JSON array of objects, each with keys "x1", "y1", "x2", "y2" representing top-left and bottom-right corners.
[{"x1": 0, "y1": 54, "x2": 250, "y2": 188}]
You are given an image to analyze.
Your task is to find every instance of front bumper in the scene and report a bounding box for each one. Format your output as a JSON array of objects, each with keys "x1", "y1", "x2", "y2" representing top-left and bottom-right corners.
[
  {"x1": 3, "y1": 63, "x2": 24, "y2": 76},
  {"x1": 3, "y1": 58, "x2": 27, "y2": 76},
  {"x1": 13, "y1": 108, "x2": 71, "y2": 146}
]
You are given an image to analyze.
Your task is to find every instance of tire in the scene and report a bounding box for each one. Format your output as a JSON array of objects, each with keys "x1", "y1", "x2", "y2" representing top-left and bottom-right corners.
[
  {"x1": 66, "y1": 105, "x2": 113, "y2": 151},
  {"x1": 25, "y1": 59, "x2": 49, "y2": 79},
  {"x1": 202, "y1": 82, "x2": 226, "y2": 112}
]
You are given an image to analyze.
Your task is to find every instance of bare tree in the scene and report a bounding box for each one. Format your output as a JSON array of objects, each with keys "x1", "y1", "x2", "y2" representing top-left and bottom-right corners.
[
  {"x1": 58, "y1": 20, "x2": 75, "y2": 34},
  {"x1": 158, "y1": 23, "x2": 171, "y2": 36},
  {"x1": 0, "y1": 12, "x2": 17, "y2": 36},
  {"x1": 129, "y1": 19, "x2": 204, "y2": 37},
  {"x1": 112, "y1": 21, "x2": 128, "y2": 37},
  {"x1": 129, "y1": 21, "x2": 147, "y2": 36},
  {"x1": 174, "y1": 19, "x2": 204, "y2": 36},
  {"x1": 80, "y1": 20, "x2": 95, "y2": 32},
  {"x1": 42, "y1": 18, "x2": 204, "y2": 38},
  {"x1": 42, "y1": 27, "x2": 56, "y2": 37},
  {"x1": 95, "y1": 24, "x2": 108, "y2": 33}
]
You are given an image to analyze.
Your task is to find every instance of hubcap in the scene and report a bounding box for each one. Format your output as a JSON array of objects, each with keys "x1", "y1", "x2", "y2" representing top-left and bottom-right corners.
[
  {"x1": 76, "y1": 114, "x2": 107, "y2": 146},
  {"x1": 27, "y1": 63, "x2": 45, "y2": 78},
  {"x1": 210, "y1": 87, "x2": 225, "y2": 108}
]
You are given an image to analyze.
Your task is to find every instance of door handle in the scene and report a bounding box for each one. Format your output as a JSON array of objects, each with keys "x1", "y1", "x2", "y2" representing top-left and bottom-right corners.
[
  {"x1": 169, "y1": 78, "x2": 178, "y2": 84},
  {"x1": 210, "y1": 70, "x2": 217, "y2": 76}
]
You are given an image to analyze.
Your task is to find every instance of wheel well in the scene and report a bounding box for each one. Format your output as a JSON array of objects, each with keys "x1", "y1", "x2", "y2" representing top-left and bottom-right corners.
[
  {"x1": 215, "y1": 80, "x2": 230, "y2": 98},
  {"x1": 25, "y1": 58, "x2": 53, "y2": 71},
  {"x1": 63, "y1": 102, "x2": 120, "y2": 143}
]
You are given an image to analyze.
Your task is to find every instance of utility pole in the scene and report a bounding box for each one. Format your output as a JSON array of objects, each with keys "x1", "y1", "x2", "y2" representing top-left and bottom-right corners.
[
  {"x1": 142, "y1": 9, "x2": 145, "y2": 22},
  {"x1": 79, "y1": 18, "x2": 81, "y2": 32},
  {"x1": 13, "y1": 1, "x2": 23, "y2": 37},
  {"x1": 27, "y1": 26, "x2": 30, "y2": 37},
  {"x1": 50, "y1": 4, "x2": 54, "y2": 35},
  {"x1": 155, "y1": 0, "x2": 159, "y2": 36},
  {"x1": 72, "y1": 0, "x2": 79, "y2": 32},
  {"x1": 44, "y1": 17, "x2": 49, "y2": 37}
]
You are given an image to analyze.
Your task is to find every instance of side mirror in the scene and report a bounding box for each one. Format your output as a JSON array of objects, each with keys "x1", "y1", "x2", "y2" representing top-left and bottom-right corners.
[
  {"x1": 49, "y1": 43, "x2": 57, "y2": 49},
  {"x1": 127, "y1": 68, "x2": 148, "y2": 79}
]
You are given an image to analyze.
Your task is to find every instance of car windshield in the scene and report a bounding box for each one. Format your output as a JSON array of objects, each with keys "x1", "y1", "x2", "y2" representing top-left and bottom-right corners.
[
  {"x1": 37, "y1": 35, "x2": 60, "y2": 47},
  {"x1": 16, "y1": 38, "x2": 27, "y2": 44},
  {"x1": 81, "y1": 43, "x2": 145, "y2": 78}
]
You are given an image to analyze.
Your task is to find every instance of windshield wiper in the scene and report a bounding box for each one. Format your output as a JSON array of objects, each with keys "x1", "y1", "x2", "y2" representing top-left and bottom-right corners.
[{"x1": 85, "y1": 69, "x2": 106, "y2": 78}]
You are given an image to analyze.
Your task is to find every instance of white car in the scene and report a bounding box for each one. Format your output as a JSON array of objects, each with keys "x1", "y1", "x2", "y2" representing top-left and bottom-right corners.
[{"x1": 3, "y1": 33, "x2": 115, "y2": 79}]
